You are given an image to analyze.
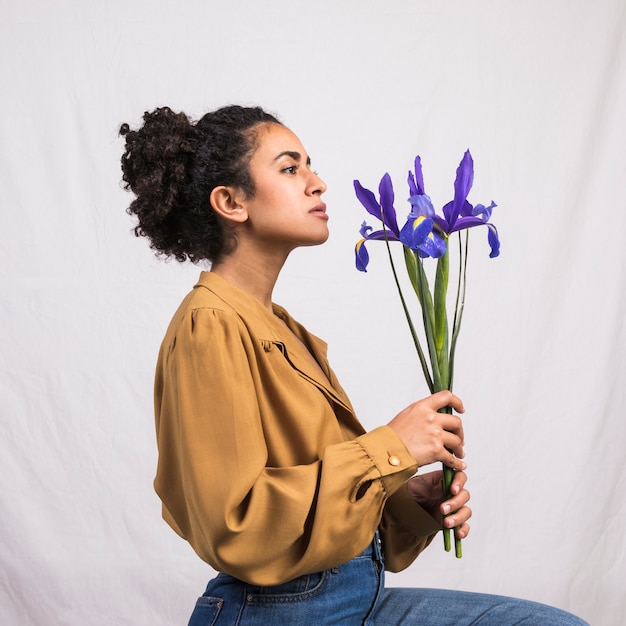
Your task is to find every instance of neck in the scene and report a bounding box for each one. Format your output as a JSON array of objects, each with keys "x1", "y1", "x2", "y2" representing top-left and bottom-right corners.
[{"x1": 211, "y1": 245, "x2": 290, "y2": 311}]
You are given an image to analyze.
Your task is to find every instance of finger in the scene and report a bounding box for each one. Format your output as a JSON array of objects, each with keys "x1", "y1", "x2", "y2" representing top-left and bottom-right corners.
[
  {"x1": 444, "y1": 450, "x2": 467, "y2": 471},
  {"x1": 441, "y1": 488, "x2": 471, "y2": 515},
  {"x1": 420, "y1": 469, "x2": 444, "y2": 483},
  {"x1": 410, "y1": 471, "x2": 443, "y2": 493},
  {"x1": 406, "y1": 474, "x2": 441, "y2": 500},
  {"x1": 439, "y1": 413, "x2": 465, "y2": 440},
  {"x1": 443, "y1": 505, "x2": 472, "y2": 530},
  {"x1": 441, "y1": 432, "x2": 465, "y2": 460},
  {"x1": 429, "y1": 390, "x2": 465, "y2": 414},
  {"x1": 454, "y1": 522, "x2": 470, "y2": 539},
  {"x1": 449, "y1": 470, "x2": 467, "y2": 495}
]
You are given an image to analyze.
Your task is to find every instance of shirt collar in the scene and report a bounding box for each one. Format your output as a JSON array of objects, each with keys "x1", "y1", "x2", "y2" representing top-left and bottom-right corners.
[{"x1": 193, "y1": 271, "x2": 353, "y2": 412}]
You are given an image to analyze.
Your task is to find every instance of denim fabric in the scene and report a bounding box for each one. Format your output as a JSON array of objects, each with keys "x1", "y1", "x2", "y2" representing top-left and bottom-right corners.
[
  {"x1": 372, "y1": 587, "x2": 589, "y2": 625},
  {"x1": 187, "y1": 534, "x2": 588, "y2": 626}
]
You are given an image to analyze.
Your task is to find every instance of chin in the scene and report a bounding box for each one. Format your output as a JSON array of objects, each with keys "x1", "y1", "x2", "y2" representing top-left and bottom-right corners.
[{"x1": 313, "y1": 230, "x2": 330, "y2": 246}]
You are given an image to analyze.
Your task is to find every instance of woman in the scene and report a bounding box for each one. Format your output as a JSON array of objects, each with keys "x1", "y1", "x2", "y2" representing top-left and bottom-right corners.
[{"x1": 120, "y1": 105, "x2": 587, "y2": 625}]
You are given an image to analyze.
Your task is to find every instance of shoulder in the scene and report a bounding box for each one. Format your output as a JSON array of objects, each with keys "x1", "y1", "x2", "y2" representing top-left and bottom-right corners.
[
  {"x1": 161, "y1": 272, "x2": 276, "y2": 353},
  {"x1": 171, "y1": 271, "x2": 257, "y2": 324}
]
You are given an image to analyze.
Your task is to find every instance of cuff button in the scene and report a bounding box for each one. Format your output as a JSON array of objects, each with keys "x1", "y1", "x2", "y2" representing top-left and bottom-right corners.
[{"x1": 388, "y1": 455, "x2": 401, "y2": 466}]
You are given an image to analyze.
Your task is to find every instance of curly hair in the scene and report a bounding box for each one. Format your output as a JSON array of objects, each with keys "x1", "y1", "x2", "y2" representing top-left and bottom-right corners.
[{"x1": 119, "y1": 105, "x2": 281, "y2": 263}]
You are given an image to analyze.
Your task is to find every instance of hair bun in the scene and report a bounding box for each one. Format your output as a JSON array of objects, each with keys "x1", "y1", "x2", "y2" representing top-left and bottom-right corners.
[
  {"x1": 120, "y1": 107, "x2": 195, "y2": 213},
  {"x1": 120, "y1": 104, "x2": 280, "y2": 264}
]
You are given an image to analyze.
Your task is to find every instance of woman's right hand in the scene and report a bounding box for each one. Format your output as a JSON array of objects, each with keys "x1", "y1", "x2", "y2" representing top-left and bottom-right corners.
[{"x1": 387, "y1": 390, "x2": 466, "y2": 470}]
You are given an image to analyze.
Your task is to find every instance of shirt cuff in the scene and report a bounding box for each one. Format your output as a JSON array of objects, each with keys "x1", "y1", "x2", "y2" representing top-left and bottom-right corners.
[{"x1": 355, "y1": 425, "x2": 418, "y2": 496}]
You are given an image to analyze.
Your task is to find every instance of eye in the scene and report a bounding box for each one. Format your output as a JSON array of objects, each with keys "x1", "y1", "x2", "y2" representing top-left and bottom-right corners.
[{"x1": 282, "y1": 165, "x2": 299, "y2": 174}]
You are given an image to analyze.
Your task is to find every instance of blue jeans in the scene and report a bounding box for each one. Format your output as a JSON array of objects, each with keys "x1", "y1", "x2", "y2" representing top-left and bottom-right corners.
[{"x1": 187, "y1": 534, "x2": 588, "y2": 625}]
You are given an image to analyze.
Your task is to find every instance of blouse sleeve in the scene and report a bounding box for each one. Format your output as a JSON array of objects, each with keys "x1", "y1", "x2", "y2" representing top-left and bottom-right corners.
[{"x1": 153, "y1": 305, "x2": 439, "y2": 585}]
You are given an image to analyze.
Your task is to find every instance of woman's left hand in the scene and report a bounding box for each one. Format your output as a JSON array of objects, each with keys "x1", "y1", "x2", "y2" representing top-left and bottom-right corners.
[{"x1": 406, "y1": 470, "x2": 472, "y2": 539}]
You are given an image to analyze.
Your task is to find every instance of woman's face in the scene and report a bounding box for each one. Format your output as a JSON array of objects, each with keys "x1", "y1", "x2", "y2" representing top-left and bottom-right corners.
[{"x1": 239, "y1": 123, "x2": 329, "y2": 255}]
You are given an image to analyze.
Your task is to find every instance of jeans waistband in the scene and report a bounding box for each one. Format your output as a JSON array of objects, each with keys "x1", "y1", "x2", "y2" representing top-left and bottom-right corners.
[{"x1": 357, "y1": 529, "x2": 383, "y2": 561}]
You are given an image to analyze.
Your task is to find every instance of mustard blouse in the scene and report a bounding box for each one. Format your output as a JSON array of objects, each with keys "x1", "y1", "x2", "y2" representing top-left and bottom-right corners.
[{"x1": 153, "y1": 272, "x2": 440, "y2": 586}]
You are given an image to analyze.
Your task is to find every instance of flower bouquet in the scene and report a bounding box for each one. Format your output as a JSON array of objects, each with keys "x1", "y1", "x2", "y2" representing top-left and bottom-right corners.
[{"x1": 354, "y1": 150, "x2": 499, "y2": 557}]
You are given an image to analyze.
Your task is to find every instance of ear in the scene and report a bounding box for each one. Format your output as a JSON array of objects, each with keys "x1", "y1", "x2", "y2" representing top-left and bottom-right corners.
[{"x1": 209, "y1": 186, "x2": 249, "y2": 224}]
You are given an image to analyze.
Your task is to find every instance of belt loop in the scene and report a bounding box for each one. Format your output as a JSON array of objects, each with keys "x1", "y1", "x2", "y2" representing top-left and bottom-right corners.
[{"x1": 373, "y1": 529, "x2": 383, "y2": 561}]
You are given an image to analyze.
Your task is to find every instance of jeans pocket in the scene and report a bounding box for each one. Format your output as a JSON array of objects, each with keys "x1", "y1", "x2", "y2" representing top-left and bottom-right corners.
[{"x1": 187, "y1": 595, "x2": 223, "y2": 626}]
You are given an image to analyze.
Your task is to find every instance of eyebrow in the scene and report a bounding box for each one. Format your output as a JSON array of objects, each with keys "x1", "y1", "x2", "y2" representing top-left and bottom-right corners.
[{"x1": 274, "y1": 151, "x2": 312, "y2": 166}]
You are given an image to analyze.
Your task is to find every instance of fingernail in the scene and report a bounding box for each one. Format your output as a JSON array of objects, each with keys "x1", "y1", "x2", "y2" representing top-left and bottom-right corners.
[{"x1": 442, "y1": 504, "x2": 450, "y2": 514}]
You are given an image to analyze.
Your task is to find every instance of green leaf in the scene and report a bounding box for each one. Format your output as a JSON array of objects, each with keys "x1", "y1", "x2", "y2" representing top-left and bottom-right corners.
[
  {"x1": 403, "y1": 246, "x2": 420, "y2": 304},
  {"x1": 411, "y1": 254, "x2": 442, "y2": 391},
  {"x1": 434, "y1": 249, "x2": 450, "y2": 390},
  {"x1": 380, "y1": 240, "x2": 433, "y2": 392},
  {"x1": 449, "y1": 231, "x2": 469, "y2": 391}
]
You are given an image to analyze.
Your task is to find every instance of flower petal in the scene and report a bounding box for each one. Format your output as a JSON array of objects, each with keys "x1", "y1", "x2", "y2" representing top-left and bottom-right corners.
[
  {"x1": 444, "y1": 150, "x2": 474, "y2": 229},
  {"x1": 447, "y1": 218, "x2": 501, "y2": 257},
  {"x1": 458, "y1": 199, "x2": 475, "y2": 218},
  {"x1": 418, "y1": 230, "x2": 447, "y2": 258},
  {"x1": 408, "y1": 155, "x2": 425, "y2": 196},
  {"x1": 355, "y1": 239, "x2": 370, "y2": 271},
  {"x1": 448, "y1": 216, "x2": 490, "y2": 232},
  {"x1": 400, "y1": 215, "x2": 434, "y2": 249},
  {"x1": 379, "y1": 173, "x2": 400, "y2": 236},
  {"x1": 408, "y1": 193, "x2": 436, "y2": 218},
  {"x1": 487, "y1": 223, "x2": 500, "y2": 258},
  {"x1": 362, "y1": 229, "x2": 400, "y2": 241},
  {"x1": 359, "y1": 221, "x2": 373, "y2": 238},
  {"x1": 354, "y1": 180, "x2": 384, "y2": 222},
  {"x1": 472, "y1": 201, "x2": 497, "y2": 221},
  {"x1": 433, "y1": 214, "x2": 451, "y2": 234}
]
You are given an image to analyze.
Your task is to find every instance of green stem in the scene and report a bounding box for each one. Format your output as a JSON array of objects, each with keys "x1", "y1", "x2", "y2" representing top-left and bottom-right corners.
[
  {"x1": 415, "y1": 256, "x2": 442, "y2": 391},
  {"x1": 442, "y1": 460, "x2": 454, "y2": 552},
  {"x1": 385, "y1": 246, "x2": 433, "y2": 393},
  {"x1": 435, "y1": 240, "x2": 466, "y2": 558},
  {"x1": 449, "y1": 231, "x2": 469, "y2": 391},
  {"x1": 379, "y1": 223, "x2": 434, "y2": 392},
  {"x1": 434, "y1": 249, "x2": 450, "y2": 390},
  {"x1": 448, "y1": 233, "x2": 469, "y2": 559},
  {"x1": 379, "y1": 212, "x2": 465, "y2": 558}
]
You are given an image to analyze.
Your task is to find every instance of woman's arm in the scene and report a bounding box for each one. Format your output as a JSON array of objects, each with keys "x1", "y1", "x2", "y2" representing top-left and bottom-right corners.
[{"x1": 153, "y1": 306, "x2": 431, "y2": 585}]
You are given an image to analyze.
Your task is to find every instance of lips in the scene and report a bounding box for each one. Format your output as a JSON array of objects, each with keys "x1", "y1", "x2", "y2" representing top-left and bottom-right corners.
[{"x1": 310, "y1": 202, "x2": 328, "y2": 219}]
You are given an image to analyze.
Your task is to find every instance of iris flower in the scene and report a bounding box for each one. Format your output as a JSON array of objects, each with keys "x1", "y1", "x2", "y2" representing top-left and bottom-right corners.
[
  {"x1": 404, "y1": 151, "x2": 500, "y2": 259},
  {"x1": 352, "y1": 149, "x2": 501, "y2": 559},
  {"x1": 354, "y1": 173, "x2": 435, "y2": 271}
]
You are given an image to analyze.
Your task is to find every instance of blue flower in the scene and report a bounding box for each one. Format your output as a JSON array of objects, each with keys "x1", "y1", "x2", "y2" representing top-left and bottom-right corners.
[
  {"x1": 354, "y1": 172, "x2": 436, "y2": 271},
  {"x1": 352, "y1": 148, "x2": 500, "y2": 560},
  {"x1": 410, "y1": 151, "x2": 500, "y2": 258},
  {"x1": 354, "y1": 150, "x2": 500, "y2": 271},
  {"x1": 402, "y1": 155, "x2": 447, "y2": 258},
  {"x1": 354, "y1": 173, "x2": 400, "y2": 240}
]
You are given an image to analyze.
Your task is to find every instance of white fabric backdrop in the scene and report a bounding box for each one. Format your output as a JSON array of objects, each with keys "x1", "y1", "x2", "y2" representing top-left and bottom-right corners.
[{"x1": 1, "y1": 1, "x2": 624, "y2": 624}]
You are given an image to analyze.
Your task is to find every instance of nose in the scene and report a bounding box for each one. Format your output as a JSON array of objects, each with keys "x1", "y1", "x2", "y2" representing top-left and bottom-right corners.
[{"x1": 309, "y1": 170, "x2": 327, "y2": 196}]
